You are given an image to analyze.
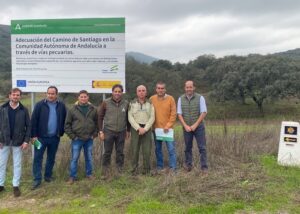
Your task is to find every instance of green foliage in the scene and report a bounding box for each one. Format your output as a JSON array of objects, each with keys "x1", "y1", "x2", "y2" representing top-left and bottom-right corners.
[
  {"x1": 126, "y1": 198, "x2": 179, "y2": 214},
  {"x1": 90, "y1": 186, "x2": 108, "y2": 197},
  {"x1": 2, "y1": 24, "x2": 300, "y2": 115},
  {"x1": 206, "y1": 54, "x2": 300, "y2": 113},
  {"x1": 188, "y1": 201, "x2": 245, "y2": 214},
  {"x1": 151, "y1": 59, "x2": 173, "y2": 70}
]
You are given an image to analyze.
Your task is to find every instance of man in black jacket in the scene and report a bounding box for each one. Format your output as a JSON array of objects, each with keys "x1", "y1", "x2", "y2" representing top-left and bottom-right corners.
[
  {"x1": 31, "y1": 86, "x2": 67, "y2": 190},
  {"x1": 0, "y1": 88, "x2": 30, "y2": 197}
]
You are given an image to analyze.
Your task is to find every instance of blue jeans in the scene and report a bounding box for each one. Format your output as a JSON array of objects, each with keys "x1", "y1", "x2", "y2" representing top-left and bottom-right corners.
[
  {"x1": 0, "y1": 146, "x2": 22, "y2": 187},
  {"x1": 183, "y1": 123, "x2": 208, "y2": 170},
  {"x1": 69, "y1": 138, "x2": 93, "y2": 178},
  {"x1": 154, "y1": 138, "x2": 177, "y2": 170},
  {"x1": 32, "y1": 136, "x2": 59, "y2": 182}
]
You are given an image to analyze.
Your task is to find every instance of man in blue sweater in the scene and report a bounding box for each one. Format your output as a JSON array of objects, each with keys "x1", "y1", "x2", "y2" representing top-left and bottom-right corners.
[{"x1": 31, "y1": 86, "x2": 67, "y2": 190}]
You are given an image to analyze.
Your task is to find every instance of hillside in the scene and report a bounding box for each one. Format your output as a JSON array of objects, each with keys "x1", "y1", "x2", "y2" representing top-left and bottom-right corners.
[
  {"x1": 0, "y1": 24, "x2": 10, "y2": 73},
  {"x1": 126, "y1": 51, "x2": 159, "y2": 64},
  {"x1": 274, "y1": 48, "x2": 300, "y2": 60}
]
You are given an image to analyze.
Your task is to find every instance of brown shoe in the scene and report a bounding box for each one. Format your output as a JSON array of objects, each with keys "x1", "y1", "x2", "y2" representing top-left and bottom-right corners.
[
  {"x1": 183, "y1": 164, "x2": 192, "y2": 172},
  {"x1": 13, "y1": 187, "x2": 21, "y2": 197},
  {"x1": 101, "y1": 167, "x2": 110, "y2": 180},
  {"x1": 201, "y1": 169, "x2": 208, "y2": 177},
  {"x1": 86, "y1": 175, "x2": 96, "y2": 180},
  {"x1": 67, "y1": 177, "x2": 75, "y2": 185}
]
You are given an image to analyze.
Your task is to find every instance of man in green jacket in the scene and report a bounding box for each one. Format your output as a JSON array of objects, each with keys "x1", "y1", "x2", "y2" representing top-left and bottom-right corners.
[
  {"x1": 98, "y1": 84, "x2": 130, "y2": 179},
  {"x1": 65, "y1": 90, "x2": 98, "y2": 184}
]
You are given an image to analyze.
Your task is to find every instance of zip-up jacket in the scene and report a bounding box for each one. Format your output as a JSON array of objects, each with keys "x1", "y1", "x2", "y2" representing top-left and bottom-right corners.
[
  {"x1": 65, "y1": 103, "x2": 98, "y2": 141},
  {"x1": 31, "y1": 99, "x2": 67, "y2": 138},
  {"x1": 0, "y1": 101, "x2": 31, "y2": 146},
  {"x1": 98, "y1": 97, "x2": 130, "y2": 133}
]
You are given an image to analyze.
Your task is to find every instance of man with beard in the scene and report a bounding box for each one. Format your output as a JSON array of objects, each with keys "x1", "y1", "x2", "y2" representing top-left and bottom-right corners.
[
  {"x1": 98, "y1": 84, "x2": 130, "y2": 179},
  {"x1": 0, "y1": 88, "x2": 30, "y2": 197}
]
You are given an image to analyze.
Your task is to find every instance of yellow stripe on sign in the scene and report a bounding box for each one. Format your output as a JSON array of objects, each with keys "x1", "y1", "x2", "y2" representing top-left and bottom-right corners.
[{"x1": 92, "y1": 80, "x2": 121, "y2": 88}]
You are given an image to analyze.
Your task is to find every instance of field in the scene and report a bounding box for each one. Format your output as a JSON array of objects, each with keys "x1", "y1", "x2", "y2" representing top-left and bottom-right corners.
[{"x1": 1, "y1": 119, "x2": 300, "y2": 213}]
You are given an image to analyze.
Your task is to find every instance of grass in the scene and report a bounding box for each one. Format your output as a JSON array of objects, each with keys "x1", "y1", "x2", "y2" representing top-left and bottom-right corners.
[{"x1": 1, "y1": 120, "x2": 300, "y2": 213}]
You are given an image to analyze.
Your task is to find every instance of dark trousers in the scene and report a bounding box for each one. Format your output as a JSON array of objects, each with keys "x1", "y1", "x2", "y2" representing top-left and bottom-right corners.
[
  {"x1": 102, "y1": 129, "x2": 126, "y2": 168},
  {"x1": 32, "y1": 136, "x2": 60, "y2": 182},
  {"x1": 183, "y1": 123, "x2": 208, "y2": 170}
]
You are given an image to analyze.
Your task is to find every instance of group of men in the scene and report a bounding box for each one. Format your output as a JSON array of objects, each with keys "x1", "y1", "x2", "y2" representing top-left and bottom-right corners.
[{"x1": 0, "y1": 80, "x2": 208, "y2": 197}]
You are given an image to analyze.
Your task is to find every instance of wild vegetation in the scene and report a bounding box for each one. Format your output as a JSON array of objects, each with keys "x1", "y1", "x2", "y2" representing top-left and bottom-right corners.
[
  {"x1": 1, "y1": 119, "x2": 300, "y2": 213},
  {"x1": 1, "y1": 25, "x2": 300, "y2": 213}
]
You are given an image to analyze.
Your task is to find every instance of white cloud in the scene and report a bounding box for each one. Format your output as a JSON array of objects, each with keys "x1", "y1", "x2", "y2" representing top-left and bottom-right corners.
[{"x1": 1, "y1": 0, "x2": 300, "y2": 62}]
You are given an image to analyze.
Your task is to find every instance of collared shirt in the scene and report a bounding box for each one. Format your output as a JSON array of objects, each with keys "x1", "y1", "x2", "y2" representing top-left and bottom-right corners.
[
  {"x1": 177, "y1": 94, "x2": 207, "y2": 115},
  {"x1": 9, "y1": 102, "x2": 19, "y2": 109},
  {"x1": 47, "y1": 100, "x2": 58, "y2": 137},
  {"x1": 128, "y1": 99, "x2": 155, "y2": 132}
]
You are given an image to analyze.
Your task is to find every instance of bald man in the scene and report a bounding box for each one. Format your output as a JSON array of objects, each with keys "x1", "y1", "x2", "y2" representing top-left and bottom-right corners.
[
  {"x1": 177, "y1": 80, "x2": 208, "y2": 174},
  {"x1": 128, "y1": 85, "x2": 155, "y2": 175}
]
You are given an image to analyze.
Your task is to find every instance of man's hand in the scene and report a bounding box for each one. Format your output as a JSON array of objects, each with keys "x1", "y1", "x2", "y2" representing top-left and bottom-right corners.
[
  {"x1": 190, "y1": 124, "x2": 198, "y2": 131},
  {"x1": 31, "y1": 137, "x2": 37, "y2": 144},
  {"x1": 184, "y1": 125, "x2": 192, "y2": 132},
  {"x1": 99, "y1": 131, "x2": 105, "y2": 141},
  {"x1": 138, "y1": 127, "x2": 146, "y2": 135},
  {"x1": 0, "y1": 143, "x2": 3, "y2": 149},
  {"x1": 126, "y1": 131, "x2": 130, "y2": 139},
  {"x1": 20, "y1": 143, "x2": 29, "y2": 150}
]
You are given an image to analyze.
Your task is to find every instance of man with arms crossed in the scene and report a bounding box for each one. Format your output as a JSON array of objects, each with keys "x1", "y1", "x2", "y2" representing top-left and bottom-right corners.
[
  {"x1": 177, "y1": 80, "x2": 208, "y2": 174},
  {"x1": 0, "y1": 88, "x2": 30, "y2": 197},
  {"x1": 150, "y1": 82, "x2": 177, "y2": 173},
  {"x1": 31, "y1": 86, "x2": 67, "y2": 189}
]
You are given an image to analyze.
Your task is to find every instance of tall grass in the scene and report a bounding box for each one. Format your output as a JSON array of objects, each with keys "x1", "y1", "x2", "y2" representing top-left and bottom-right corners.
[
  {"x1": 1, "y1": 119, "x2": 285, "y2": 213},
  {"x1": 17, "y1": 119, "x2": 280, "y2": 181}
]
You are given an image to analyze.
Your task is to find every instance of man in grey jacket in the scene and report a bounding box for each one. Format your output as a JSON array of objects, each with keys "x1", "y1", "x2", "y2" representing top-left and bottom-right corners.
[
  {"x1": 65, "y1": 90, "x2": 98, "y2": 184},
  {"x1": 0, "y1": 88, "x2": 30, "y2": 197}
]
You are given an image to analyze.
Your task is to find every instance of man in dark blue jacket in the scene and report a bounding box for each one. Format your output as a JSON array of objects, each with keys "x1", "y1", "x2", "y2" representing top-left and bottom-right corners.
[
  {"x1": 0, "y1": 88, "x2": 30, "y2": 197},
  {"x1": 31, "y1": 86, "x2": 66, "y2": 190}
]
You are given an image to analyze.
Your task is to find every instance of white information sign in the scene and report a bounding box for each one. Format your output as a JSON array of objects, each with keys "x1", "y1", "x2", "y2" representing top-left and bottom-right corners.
[
  {"x1": 11, "y1": 18, "x2": 125, "y2": 93},
  {"x1": 277, "y1": 121, "x2": 300, "y2": 166}
]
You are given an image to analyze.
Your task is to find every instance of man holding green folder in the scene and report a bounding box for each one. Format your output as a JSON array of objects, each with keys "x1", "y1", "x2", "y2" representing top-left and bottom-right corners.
[{"x1": 150, "y1": 82, "x2": 177, "y2": 173}]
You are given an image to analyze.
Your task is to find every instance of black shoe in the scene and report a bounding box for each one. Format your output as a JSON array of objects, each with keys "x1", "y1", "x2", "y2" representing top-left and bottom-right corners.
[
  {"x1": 31, "y1": 181, "x2": 41, "y2": 190},
  {"x1": 0, "y1": 186, "x2": 5, "y2": 192},
  {"x1": 13, "y1": 187, "x2": 21, "y2": 197}
]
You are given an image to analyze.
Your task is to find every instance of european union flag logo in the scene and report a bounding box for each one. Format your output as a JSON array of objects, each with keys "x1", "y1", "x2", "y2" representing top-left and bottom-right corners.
[{"x1": 17, "y1": 80, "x2": 26, "y2": 87}]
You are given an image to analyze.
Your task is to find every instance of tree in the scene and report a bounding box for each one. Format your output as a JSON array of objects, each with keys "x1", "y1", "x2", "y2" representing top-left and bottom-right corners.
[
  {"x1": 207, "y1": 54, "x2": 300, "y2": 114},
  {"x1": 151, "y1": 60, "x2": 173, "y2": 70}
]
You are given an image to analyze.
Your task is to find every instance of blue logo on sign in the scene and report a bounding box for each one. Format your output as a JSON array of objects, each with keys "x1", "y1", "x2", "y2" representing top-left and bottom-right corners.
[{"x1": 17, "y1": 80, "x2": 26, "y2": 87}]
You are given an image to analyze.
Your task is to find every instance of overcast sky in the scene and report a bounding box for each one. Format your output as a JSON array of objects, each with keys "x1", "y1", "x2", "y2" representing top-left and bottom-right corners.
[{"x1": 1, "y1": 0, "x2": 300, "y2": 62}]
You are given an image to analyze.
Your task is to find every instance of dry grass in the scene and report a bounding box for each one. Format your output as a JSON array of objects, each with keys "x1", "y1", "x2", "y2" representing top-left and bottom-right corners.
[{"x1": 0, "y1": 119, "x2": 283, "y2": 213}]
